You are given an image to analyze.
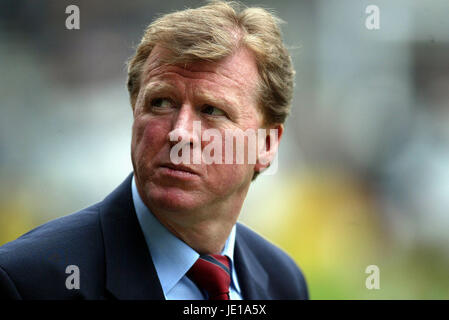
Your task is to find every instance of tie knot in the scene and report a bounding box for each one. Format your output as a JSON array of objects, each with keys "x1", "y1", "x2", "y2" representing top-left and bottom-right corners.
[{"x1": 187, "y1": 254, "x2": 231, "y2": 300}]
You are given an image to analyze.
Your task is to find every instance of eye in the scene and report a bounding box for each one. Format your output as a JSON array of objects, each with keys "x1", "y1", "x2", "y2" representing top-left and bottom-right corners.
[
  {"x1": 150, "y1": 98, "x2": 175, "y2": 109},
  {"x1": 201, "y1": 105, "x2": 226, "y2": 117}
]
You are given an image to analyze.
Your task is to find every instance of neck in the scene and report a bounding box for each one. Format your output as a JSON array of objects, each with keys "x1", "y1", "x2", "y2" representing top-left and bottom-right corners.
[
  {"x1": 138, "y1": 186, "x2": 249, "y2": 255},
  {"x1": 152, "y1": 198, "x2": 245, "y2": 254},
  {"x1": 163, "y1": 217, "x2": 235, "y2": 254}
]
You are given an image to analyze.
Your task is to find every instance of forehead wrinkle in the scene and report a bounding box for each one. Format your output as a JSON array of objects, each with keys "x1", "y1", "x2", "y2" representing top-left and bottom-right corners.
[
  {"x1": 141, "y1": 44, "x2": 259, "y2": 97},
  {"x1": 145, "y1": 62, "x2": 252, "y2": 92}
]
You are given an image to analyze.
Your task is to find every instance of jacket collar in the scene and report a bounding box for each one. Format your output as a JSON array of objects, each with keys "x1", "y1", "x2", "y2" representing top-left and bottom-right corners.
[
  {"x1": 99, "y1": 173, "x2": 165, "y2": 300},
  {"x1": 234, "y1": 224, "x2": 271, "y2": 300}
]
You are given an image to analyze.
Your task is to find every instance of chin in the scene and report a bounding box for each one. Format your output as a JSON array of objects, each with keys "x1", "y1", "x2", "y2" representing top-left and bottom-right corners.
[{"x1": 146, "y1": 186, "x2": 203, "y2": 213}]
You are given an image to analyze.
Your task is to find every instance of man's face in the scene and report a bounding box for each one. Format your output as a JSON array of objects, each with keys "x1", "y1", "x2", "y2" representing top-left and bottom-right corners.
[{"x1": 131, "y1": 45, "x2": 265, "y2": 213}]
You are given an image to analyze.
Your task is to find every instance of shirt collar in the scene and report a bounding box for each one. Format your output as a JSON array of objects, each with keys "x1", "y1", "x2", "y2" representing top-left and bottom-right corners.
[{"x1": 131, "y1": 175, "x2": 240, "y2": 296}]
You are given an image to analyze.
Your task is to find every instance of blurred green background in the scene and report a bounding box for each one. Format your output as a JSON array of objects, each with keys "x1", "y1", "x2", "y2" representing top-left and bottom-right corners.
[{"x1": 1, "y1": 0, "x2": 449, "y2": 299}]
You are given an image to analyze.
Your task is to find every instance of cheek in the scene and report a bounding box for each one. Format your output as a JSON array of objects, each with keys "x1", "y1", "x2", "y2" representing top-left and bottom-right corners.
[
  {"x1": 206, "y1": 128, "x2": 257, "y2": 190},
  {"x1": 205, "y1": 162, "x2": 253, "y2": 198},
  {"x1": 132, "y1": 117, "x2": 171, "y2": 163}
]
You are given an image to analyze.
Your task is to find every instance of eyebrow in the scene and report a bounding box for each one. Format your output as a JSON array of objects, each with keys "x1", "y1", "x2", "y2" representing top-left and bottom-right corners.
[
  {"x1": 141, "y1": 82, "x2": 179, "y2": 102},
  {"x1": 141, "y1": 80, "x2": 242, "y2": 110},
  {"x1": 196, "y1": 89, "x2": 241, "y2": 110}
]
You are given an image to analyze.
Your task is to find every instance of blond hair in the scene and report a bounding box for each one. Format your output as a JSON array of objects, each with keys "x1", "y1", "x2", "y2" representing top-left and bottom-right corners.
[{"x1": 126, "y1": 0, "x2": 295, "y2": 126}]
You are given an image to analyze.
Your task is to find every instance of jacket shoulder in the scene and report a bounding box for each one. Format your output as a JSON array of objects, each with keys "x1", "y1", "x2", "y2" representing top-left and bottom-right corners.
[
  {"x1": 236, "y1": 222, "x2": 309, "y2": 299},
  {"x1": 0, "y1": 203, "x2": 105, "y2": 299}
]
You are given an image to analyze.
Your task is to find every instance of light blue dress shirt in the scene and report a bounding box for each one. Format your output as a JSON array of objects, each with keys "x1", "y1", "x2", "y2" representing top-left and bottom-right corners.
[{"x1": 131, "y1": 176, "x2": 242, "y2": 300}]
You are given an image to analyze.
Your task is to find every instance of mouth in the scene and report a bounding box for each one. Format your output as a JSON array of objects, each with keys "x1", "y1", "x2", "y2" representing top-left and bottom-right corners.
[{"x1": 159, "y1": 163, "x2": 200, "y2": 177}]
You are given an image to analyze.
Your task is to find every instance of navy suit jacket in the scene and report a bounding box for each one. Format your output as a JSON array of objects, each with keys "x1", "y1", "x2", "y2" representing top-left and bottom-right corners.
[{"x1": 0, "y1": 174, "x2": 308, "y2": 300}]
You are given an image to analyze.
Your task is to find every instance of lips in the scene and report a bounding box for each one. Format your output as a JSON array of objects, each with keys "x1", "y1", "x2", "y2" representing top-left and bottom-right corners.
[{"x1": 160, "y1": 163, "x2": 200, "y2": 176}]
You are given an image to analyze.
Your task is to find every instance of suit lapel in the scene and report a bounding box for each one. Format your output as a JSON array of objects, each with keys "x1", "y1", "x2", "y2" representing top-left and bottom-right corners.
[
  {"x1": 99, "y1": 173, "x2": 165, "y2": 300},
  {"x1": 234, "y1": 224, "x2": 271, "y2": 300}
]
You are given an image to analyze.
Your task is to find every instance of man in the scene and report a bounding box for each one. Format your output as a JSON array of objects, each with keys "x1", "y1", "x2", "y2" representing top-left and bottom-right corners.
[{"x1": 0, "y1": 1, "x2": 308, "y2": 300}]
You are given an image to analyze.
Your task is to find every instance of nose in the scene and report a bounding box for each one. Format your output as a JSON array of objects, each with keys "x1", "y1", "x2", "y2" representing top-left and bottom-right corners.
[{"x1": 168, "y1": 104, "x2": 201, "y2": 148}]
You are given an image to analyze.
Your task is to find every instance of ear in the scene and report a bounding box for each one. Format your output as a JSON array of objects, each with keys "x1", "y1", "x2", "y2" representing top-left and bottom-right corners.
[{"x1": 254, "y1": 124, "x2": 284, "y2": 173}]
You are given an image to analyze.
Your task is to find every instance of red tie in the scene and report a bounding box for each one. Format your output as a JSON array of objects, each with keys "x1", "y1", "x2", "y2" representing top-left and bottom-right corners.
[{"x1": 187, "y1": 254, "x2": 231, "y2": 300}]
